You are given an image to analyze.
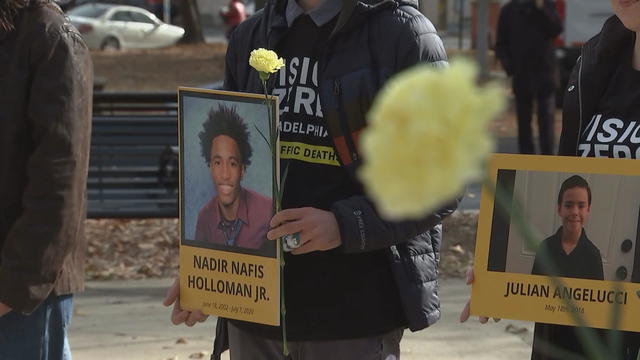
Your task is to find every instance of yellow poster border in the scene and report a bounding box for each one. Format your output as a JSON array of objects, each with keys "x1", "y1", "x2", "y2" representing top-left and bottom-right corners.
[
  {"x1": 177, "y1": 87, "x2": 281, "y2": 326},
  {"x1": 471, "y1": 154, "x2": 640, "y2": 331}
]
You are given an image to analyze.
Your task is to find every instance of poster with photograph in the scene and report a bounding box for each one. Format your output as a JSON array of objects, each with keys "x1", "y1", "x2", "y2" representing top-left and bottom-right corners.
[
  {"x1": 178, "y1": 88, "x2": 280, "y2": 326},
  {"x1": 471, "y1": 154, "x2": 640, "y2": 331}
]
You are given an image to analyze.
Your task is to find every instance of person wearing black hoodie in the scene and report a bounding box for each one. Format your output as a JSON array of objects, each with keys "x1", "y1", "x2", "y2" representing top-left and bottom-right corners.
[
  {"x1": 496, "y1": 0, "x2": 562, "y2": 155},
  {"x1": 163, "y1": 0, "x2": 458, "y2": 357},
  {"x1": 555, "y1": 0, "x2": 640, "y2": 358},
  {"x1": 462, "y1": 3, "x2": 639, "y2": 358}
]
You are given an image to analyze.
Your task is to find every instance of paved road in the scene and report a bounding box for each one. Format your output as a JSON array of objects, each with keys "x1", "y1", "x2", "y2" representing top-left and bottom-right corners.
[
  {"x1": 67, "y1": 137, "x2": 529, "y2": 359},
  {"x1": 69, "y1": 278, "x2": 533, "y2": 360}
]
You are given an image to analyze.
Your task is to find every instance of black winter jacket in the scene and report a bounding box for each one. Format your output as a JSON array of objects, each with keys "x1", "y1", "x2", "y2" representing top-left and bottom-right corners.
[
  {"x1": 213, "y1": 0, "x2": 456, "y2": 355},
  {"x1": 559, "y1": 15, "x2": 635, "y2": 157},
  {"x1": 495, "y1": 0, "x2": 562, "y2": 94},
  {"x1": 551, "y1": 15, "x2": 639, "y2": 360}
]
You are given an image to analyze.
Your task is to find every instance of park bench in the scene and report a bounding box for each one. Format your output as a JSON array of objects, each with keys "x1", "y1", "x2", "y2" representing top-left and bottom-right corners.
[{"x1": 88, "y1": 91, "x2": 179, "y2": 218}]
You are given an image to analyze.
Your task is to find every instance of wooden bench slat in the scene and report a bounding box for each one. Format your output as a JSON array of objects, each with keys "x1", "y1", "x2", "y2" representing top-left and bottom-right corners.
[
  {"x1": 88, "y1": 189, "x2": 176, "y2": 196},
  {"x1": 88, "y1": 91, "x2": 180, "y2": 219},
  {"x1": 91, "y1": 138, "x2": 176, "y2": 146}
]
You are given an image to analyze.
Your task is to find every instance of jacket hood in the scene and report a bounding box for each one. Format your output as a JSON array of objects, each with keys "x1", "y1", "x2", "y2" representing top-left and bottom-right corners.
[
  {"x1": 585, "y1": 15, "x2": 635, "y2": 66},
  {"x1": 269, "y1": 0, "x2": 418, "y2": 11},
  {"x1": 351, "y1": 0, "x2": 418, "y2": 9},
  {"x1": 264, "y1": 0, "x2": 418, "y2": 38}
]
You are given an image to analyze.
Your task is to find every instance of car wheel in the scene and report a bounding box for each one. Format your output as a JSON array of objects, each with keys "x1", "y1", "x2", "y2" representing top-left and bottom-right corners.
[{"x1": 101, "y1": 37, "x2": 120, "y2": 52}]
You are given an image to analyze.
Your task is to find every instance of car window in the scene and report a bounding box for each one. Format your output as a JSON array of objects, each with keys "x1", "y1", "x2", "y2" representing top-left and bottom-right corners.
[
  {"x1": 110, "y1": 11, "x2": 133, "y2": 22},
  {"x1": 130, "y1": 12, "x2": 156, "y2": 25},
  {"x1": 67, "y1": 4, "x2": 109, "y2": 18}
]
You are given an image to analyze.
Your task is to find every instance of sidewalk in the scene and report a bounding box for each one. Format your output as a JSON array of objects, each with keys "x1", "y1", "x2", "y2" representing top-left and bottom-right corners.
[{"x1": 69, "y1": 278, "x2": 533, "y2": 360}]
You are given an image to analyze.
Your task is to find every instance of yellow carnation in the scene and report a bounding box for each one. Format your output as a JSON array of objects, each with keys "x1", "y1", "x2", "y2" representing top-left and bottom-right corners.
[
  {"x1": 359, "y1": 59, "x2": 505, "y2": 220},
  {"x1": 249, "y1": 48, "x2": 285, "y2": 81}
]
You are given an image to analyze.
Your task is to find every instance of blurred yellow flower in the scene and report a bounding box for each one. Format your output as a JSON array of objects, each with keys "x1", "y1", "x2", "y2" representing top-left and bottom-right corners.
[
  {"x1": 359, "y1": 59, "x2": 505, "y2": 220},
  {"x1": 249, "y1": 48, "x2": 285, "y2": 81}
]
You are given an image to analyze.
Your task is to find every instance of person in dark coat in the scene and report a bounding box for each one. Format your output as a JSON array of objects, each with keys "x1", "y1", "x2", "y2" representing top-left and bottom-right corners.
[
  {"x1": 496, "y1": 0, "x2": 562, "y2": 155},
  {"x1": 0, "y1": 0, "x2": 93, "y2": 359},
  {"x1": 164, "y1": 0, "x2": 459, "y2": 357},
  {"x1": 557, "y1": 0, "x2": 640, "y2": 357},
  {"x1": 464, "y1": 3, "x2": 640, "y2": 359}
]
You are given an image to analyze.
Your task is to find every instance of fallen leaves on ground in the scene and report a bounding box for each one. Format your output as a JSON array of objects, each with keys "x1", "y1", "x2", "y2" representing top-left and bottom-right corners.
[
  {"x1": 505, "y1": 323, "x2": 529, "y2": 334},
  {"x1": 84, "y1": 212, "x2": 478, "y2": 281},
  {"x1": 189, "y1": 351, "x2": 208, "y2": 359},
  {"x1": 441, "y1": 211, "x2": 478, "y2": 279},
  {"x1": 84, "y1": 219, "x2": 179, "y2": 280}
]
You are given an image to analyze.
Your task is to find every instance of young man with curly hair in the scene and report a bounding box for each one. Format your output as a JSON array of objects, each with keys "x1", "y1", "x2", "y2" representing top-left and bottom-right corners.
[{"x1": 194, "y1": 105, "x2": 273, "y2": 253}]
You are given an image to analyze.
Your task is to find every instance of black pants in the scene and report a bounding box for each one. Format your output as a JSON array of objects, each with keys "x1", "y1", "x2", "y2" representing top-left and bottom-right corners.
[
  {"x1": 513, "y1": 88, "x2": 556, "y2": 155},
  {"x1": 226, "y1": 322, "x2": 403, "y2": 360},
  {"x1": 532, "y1": 325, "x2": 640, "y2": 360},
  {"x1": 624, "y1": 331, "x2": 640, "y2": 360}
]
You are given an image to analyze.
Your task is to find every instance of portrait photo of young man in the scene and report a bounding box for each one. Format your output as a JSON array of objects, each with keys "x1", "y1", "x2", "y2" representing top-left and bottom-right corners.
[{"x1": 193, "y1": 104, "x2": 274, "y2": 255}]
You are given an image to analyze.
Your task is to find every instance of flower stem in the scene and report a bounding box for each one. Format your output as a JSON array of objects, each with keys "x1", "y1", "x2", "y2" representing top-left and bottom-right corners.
[{"x1": 261, "y1": 79, "x2": 289, "y2": 356}]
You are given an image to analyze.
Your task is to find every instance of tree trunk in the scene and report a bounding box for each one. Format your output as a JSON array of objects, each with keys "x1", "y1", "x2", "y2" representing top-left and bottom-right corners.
[{"x1": 180, "y1": 0, "x2": 204, "y2": 43}]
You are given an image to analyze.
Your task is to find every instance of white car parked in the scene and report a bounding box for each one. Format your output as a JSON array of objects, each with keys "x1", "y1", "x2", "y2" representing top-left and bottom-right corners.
[{"x1": 68, "y1": 3, "x2": 185, "y2": 50}]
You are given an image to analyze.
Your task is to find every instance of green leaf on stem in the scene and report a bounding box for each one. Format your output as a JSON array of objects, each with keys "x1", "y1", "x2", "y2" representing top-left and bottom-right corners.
[
  {"x1": 254, "y1": 124, "x2": 271, "y2": 148},
  {"x1": 279, "y1": 162, "x2": 290, "y2": 205}
]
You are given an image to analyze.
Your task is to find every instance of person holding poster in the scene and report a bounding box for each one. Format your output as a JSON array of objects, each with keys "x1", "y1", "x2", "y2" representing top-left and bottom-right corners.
[
  {"x1": 530, "y1": 175, "x2": 605, "y2": 359},
  {"x1": 194, "y1": 105, "x2": 273, "y2": 253},
  {"x1": 556, "y1": 0, "x2": 640, "y2": 358},
  {"x1": 164, "y1": 0, "x2": 459, "y2": 357},
  {"x1": 462, "y1": 1, "x2": 640, "y2": 358}
]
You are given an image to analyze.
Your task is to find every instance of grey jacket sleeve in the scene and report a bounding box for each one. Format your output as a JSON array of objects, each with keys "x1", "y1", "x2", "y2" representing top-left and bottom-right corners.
[{"x1": 394, "y1": 6, "x2": 448, "y2": 71}]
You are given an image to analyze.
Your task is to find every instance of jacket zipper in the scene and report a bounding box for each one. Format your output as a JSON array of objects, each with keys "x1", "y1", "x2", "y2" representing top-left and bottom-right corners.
[
  {"x1": 575, "y1": 54, "x2": 584, "y2": 156},
  {"x1": 334, "y1": 79, "x2": 359, "y2": 162}
]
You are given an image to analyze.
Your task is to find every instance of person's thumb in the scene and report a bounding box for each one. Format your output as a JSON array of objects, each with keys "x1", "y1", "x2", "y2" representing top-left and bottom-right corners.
[
  {"x1": 459, "y1": 299, "x2": 471, "y2": 323},
  {"x1": 465, "y1": 266, "x2": 474, "y2": 285}
]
